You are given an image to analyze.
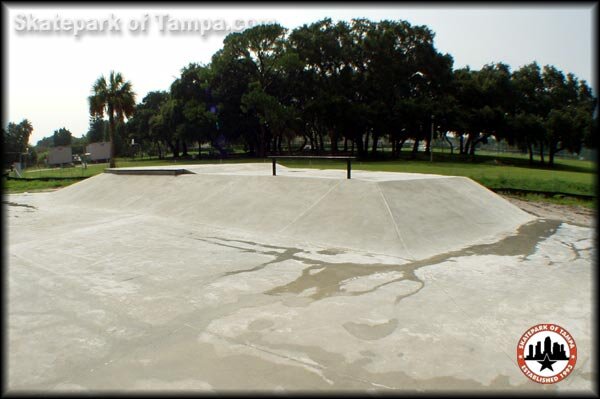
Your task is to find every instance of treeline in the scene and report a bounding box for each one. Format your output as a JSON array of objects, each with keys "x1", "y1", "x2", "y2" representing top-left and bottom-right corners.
[{"x1": 124, "y1": 18, "x2": 597, "y2": 167}]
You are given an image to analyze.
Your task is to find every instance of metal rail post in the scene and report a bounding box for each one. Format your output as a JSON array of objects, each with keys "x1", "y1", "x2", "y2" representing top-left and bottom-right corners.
[{"x1": 347, "y1": 159, "x2": 351, "y2": 179}]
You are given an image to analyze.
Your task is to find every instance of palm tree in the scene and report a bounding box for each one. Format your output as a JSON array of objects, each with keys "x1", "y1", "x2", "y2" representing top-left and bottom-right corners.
[{"x1": 88, "y1": 71, "x2": 136, "y2": 168}]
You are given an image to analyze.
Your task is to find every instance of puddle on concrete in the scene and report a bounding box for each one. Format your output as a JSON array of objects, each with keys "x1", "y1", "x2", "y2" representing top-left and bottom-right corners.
[{"x1": 187, "y1": 219, "x2": 561, "y2": 306}]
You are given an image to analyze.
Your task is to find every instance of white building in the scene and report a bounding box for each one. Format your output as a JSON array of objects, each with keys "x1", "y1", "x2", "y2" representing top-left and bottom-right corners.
[
  {"x1": 86, "y1": 141, "x2": 112, "y2": 162},
  {"x1": 47, "y1": 146, "x2": 72, "y2": 165}
]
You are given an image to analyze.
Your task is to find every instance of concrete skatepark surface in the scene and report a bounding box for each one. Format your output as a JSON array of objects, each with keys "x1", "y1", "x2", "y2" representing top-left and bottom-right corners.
[{"x1": 5, "y1": 163, "x2": 596, "y2": 393}]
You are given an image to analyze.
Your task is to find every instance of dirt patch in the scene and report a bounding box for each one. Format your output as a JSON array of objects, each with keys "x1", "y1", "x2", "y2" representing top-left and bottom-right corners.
[{"x1": 502, "y1": 195, "x2": 596, "y2": 227}]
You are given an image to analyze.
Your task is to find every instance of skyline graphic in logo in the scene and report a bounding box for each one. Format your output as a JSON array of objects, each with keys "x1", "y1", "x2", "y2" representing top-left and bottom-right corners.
[{"x1": 517, "y1": 324, "x2": 577, "y2": 384}]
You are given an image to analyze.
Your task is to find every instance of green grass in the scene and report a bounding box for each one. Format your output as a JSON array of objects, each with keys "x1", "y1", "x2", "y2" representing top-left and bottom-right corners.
[
  {"x1": 3, "y1": 178, "x2": 84, "y2": 193},
  {"x1": 19, "y1": 164, "x2": 106, "y2": 178},
  {"x1": 278, "y1": 157, "x2": 595, "y2": 196},
  {"x1": 4, "y1": 153, "x2": 596, "y2": 209},
  {"x1": 4, "y1": 158, "x2": 272, "y2": 193}
]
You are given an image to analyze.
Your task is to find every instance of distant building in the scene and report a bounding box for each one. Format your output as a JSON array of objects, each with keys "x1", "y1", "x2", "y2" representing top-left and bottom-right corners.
[
  {"x1": 48, "y1": 146, "x2": 72, "y2": 165},
  {"x1": 86, "y1": 141, "x2": 112, "y2": 162}
]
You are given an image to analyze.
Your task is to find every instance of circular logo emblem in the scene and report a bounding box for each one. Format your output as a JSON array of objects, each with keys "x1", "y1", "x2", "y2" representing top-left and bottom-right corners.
[{"x1": 517, "y1": 324, "x2": 577, "y2": 384}]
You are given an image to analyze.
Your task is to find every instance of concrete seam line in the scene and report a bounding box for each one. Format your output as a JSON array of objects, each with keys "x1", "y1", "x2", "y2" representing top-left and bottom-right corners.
[
  {"x1": 376, "y1": 183, "x2": 416, "y2": 261},
  {"x1": 276, "y1": 180, "x2": 342, "y2": 235},
  {"x1": 198, "y1": 329, "x2": 328, "y2": 370},
  {"x1": 200, "y1": 330, "x2": 396, "y2": 389}
]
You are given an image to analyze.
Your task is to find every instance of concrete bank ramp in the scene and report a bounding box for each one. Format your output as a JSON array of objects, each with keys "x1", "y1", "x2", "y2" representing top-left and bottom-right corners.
[{"x1": 49, "y1": 163, "x2": 535, "y2": 260}]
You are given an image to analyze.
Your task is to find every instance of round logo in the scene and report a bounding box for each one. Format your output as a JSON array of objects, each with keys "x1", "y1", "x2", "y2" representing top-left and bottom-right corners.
[{"x1": 516, "y1": 323, "x2": 577, "y2": 384}]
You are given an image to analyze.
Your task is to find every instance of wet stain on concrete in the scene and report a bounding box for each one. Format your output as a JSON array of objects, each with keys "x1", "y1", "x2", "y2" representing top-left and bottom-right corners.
[
  {"x1": 463, "y1": 218, "x2": 561, "y2": 258},
  {"x1": 343, "y1": 319, "x2": 399, "y2": 341},
  {"x1": 187, "y1": 219, "x2": 561, "y2": 307},
  {"x1": 316, "y1": 248, "x2": 346, "y2": 255},
  {"x1": 223, "y1": 248, "x2": 304, "y2": 277},
  {"x1": 4, "y1": 201, "x2": 37, "y2": 210},
  {"x1": 224, "y1": 332, "x2": 557, "y2": 392},
  {"x1": 268, "y1": 263, "x2": 411, "y2": 300},
  {"x1": 248, "y1": 319, "x2": 275, "y2": 331}
]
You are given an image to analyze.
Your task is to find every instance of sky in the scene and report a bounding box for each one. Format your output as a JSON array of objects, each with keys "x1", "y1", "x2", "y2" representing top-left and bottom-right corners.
[{"x1": 5, "y1": 3, "x2": 597, "y2": 145}]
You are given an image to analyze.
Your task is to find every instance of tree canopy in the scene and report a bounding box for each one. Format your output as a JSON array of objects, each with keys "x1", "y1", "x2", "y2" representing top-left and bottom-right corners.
[
  {"x1": 123, "y1": 18, "x2": 595, "y2": 166},
  {"x1": 52, "y1": 127, "x2": 73, "y2": 147}
]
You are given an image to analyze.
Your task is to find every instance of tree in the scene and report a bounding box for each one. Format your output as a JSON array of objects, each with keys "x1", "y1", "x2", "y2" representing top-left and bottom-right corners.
[
  {"x1": 3, "y1": 119, "x2": 33, "y2": 164},
  {"x1": 211, "y1": 42, "x2": 258, "y2": 155},
  {"x1": 241, "y1": 81, "x2": 294, "y2": 154},
  {"x1": 540, "y1": 66, "x2": 596, "y2": 166},
  {"x1": 453, "y1": 63, "x2": 513, "y2": 157},
  {"x1": 214, "y1": 23, "x2": 290, "y2": 157},
  {"x1": 509, "y1": 62, "x2": 546, "y2": 163},
  {"x1": 288, "y1": 18, "x2": 453, "y2": 158},
  {"x1": 127, "y1": 91, "x2": 169, "y2": 158},
  {"x1": 577, "y1": 80, "x2": 597, "y2": 150},
  {"x1": 383, "y1": 21, "x2": 453, "y2": 158},
  {"x1": 170, "y1": 63, "x2": 219, "y2": 157},
  {"x1": 88, "y1": 71, "x2": 136, "y2": 167},
  {"x1": 506, "y1": 112, "x2": 545, "y2": 164},
  {"x1": 87, "y1": 115, "x2": 107, "y2": 144},
  {"x1": 288, "y1": 18, "x2": 353, "y2": 154},
  {"x1": 26, "y1": 145, "x2": 38, "y2": 165},
  {"x1": 52, "y1": 127, "x2": 72, "y2": 147},
  {"x1": 153, "y1": 97, "x2": 183, "y2": 157},
  {"x1": 35, "y1": 136, "x2": 54, "y2": 150}
]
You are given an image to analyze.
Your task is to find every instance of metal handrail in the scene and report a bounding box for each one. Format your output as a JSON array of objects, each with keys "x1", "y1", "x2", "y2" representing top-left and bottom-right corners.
[{"x1": 267, "y1": 155, "x2": 357, "y2": 179}]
